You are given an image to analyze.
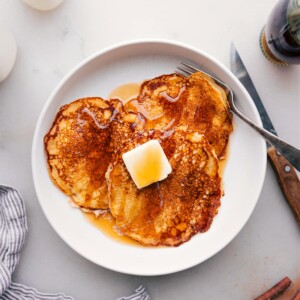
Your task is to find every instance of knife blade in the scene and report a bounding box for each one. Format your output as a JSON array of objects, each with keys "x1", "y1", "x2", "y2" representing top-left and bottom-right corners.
[
  {"x1": 230, "y1": 45, "x2": 277, "y2": 137},
  {"x1": 230, "y1": 43, "x2": 300, "y2": 227}
]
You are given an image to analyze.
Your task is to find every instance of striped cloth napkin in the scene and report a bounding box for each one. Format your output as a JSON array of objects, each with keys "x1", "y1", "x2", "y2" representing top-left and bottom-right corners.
[{"x1": 0, "y1": 185, "x2": 150, "y2": 300}]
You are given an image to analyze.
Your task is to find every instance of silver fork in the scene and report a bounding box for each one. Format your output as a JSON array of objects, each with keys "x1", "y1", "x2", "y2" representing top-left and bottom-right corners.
[{"x1": 176, "y1": 62, "x2": 300, "y2": 171}]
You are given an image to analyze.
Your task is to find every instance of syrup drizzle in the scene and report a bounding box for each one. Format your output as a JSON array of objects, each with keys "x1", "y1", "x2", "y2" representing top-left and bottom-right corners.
[
  {"x1": 129, "y1": 99, "x2": 165, "y2": 121},
  {"x1": 81, "y1": 107, "x2": 107, "y2": 129},
  {"x1": 159, "y1": 86, "x2": 186, "y2": 103},
  {"x1": 108, "y1": 103, "x2": 121, "y2": 122},
  {"x1": 161, "y1": 128, "x2": 175, "y2": 140},
  {"x1": 164, "y1": 118, "x2": 176, "y2": 131}
]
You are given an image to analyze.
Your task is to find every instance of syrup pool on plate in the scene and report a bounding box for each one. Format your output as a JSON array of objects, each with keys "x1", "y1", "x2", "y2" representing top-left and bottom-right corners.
[
  {"x1": 108, "y1": 82, "x2": 140, "y2": 102},
  {"x1": 84, "y1": 212, "x2": 142, "y2": 246}
]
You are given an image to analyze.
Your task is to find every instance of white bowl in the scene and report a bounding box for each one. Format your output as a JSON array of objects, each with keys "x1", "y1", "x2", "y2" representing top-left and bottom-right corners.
[{"x1": 32, "y1": 39, "x2": 266, "y2": 276}]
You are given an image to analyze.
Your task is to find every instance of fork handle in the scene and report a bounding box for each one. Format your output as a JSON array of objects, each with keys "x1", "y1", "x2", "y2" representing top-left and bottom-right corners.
[{"x1": 232, "y1": 107, "x2": 300, "y2": 171}]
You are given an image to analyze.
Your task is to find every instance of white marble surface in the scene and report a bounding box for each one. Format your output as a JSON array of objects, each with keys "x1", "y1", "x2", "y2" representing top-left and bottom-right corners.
[{"x1": 0, "y1": 0, "x2": 299, "y2": 299}]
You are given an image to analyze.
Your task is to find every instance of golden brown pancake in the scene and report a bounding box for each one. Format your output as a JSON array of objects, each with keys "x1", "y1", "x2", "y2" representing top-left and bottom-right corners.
[
  {"x1": 125, "y1": 72, "x2": 233, "y2": 159},
  {"x1": 107, "y1": 127, "x2": 222, "y2": 246},
  {"x1": 180, "y1": 72, "x2": 233, "y2": 159},
  {"x1": 44, "y1": 97, "x2": 143, "y2": 210}
]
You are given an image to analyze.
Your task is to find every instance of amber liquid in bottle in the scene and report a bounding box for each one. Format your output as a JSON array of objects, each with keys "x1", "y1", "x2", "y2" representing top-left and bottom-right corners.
[{"x1": 261, "y1": 0, "x2": 300, "y2": 65}]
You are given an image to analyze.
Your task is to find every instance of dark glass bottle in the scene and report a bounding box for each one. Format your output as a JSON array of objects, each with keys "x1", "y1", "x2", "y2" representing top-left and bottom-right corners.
[{"x1": 260, "y1": 0, "x2": 300, "y2": 65}]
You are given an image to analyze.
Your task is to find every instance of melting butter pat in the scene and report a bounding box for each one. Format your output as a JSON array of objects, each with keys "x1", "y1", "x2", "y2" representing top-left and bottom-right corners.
[{"x1": 122, "y1": 140, "x2": 172, "y2": 189}]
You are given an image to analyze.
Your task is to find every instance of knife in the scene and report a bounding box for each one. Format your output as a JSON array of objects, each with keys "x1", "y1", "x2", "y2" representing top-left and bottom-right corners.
[{"x1": 230, "y1": 44, "x2": 300, "y2": 227}]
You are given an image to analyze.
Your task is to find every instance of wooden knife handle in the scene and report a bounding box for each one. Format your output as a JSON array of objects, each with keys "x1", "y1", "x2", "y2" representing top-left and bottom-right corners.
[{"x1": 267, "y1": 147, "x2": 300, "y2": 227}]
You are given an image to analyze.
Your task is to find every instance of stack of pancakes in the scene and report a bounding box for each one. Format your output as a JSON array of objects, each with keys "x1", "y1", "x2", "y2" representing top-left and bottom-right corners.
[{"x1": 44, "y1": 72, "x2": 233, "y2": 246}]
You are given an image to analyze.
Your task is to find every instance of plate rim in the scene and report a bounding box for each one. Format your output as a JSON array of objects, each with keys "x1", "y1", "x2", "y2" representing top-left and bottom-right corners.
[{"x1": 32, "y1": 38, "x2": 267, "y2": 275}]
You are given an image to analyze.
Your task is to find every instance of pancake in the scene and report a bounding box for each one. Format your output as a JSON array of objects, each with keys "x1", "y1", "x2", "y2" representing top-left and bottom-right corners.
[
  {"x1": 107, "y1": 127, "x2": 222, "y2": 246},
  {"x1": 180, "y1": 72, "x2": 233, "y2": 159},
  {"x1": 125, "y1": 72, "x2": 233, "y2": 159},
  {"x1": 44, "y1": 97, "x2": 143, "y2": 210}
]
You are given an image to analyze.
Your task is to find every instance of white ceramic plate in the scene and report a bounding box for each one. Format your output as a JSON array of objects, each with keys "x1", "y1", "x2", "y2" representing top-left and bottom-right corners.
[{"x1": 32, "y1": 40, "x2": 266, "y2": 276}]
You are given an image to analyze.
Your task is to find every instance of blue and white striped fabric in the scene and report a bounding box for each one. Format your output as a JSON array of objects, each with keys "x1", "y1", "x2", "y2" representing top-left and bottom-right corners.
[
  {"x1": 0, "y1": 185, "x2": 150, "y2": 300},
  {"x1": 0, "y1": 185, "x2": 74, "y2": 300}
]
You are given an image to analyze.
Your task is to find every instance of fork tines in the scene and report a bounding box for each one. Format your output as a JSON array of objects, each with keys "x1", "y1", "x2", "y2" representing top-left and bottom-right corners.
[{"x1": 176, "y1": 62, "x2": 203, "y2": 77}]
